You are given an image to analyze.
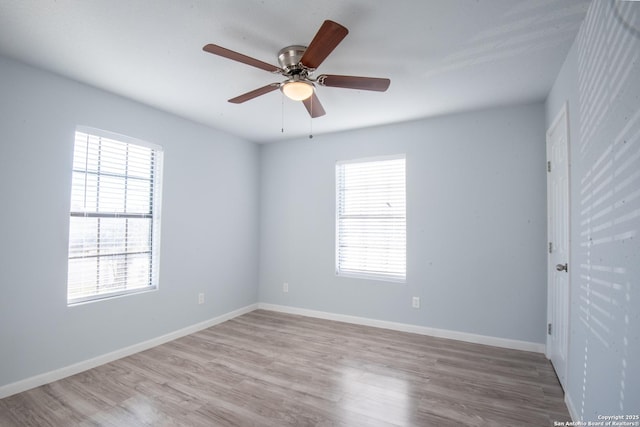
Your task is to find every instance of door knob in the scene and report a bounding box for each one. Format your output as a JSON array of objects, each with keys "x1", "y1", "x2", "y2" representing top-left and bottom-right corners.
[{"x1": 556, "y1": 263, "x2": 568, "y2": 272}]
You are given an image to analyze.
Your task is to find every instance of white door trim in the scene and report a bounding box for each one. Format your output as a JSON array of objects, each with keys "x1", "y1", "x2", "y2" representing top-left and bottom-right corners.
[{"x1": 546, "y1": 101, "x2": 571, "y2": 391}]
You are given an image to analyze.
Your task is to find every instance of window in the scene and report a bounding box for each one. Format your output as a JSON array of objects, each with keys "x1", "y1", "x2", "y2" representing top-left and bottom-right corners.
[
  {"x1": 67, "y1": 127, "x2": 163, "y2": 304},
  {"x1": 336, "y1": 155, "x2": 406, "y2": 282}
]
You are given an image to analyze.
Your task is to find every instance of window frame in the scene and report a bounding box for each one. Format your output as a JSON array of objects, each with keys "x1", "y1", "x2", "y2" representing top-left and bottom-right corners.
[
  {"x1": 66, "y1": 126, "x2": 163, "y2": 305},
  {"x1": 335, "y1": 154, "x2": 407, "y2": 283}
]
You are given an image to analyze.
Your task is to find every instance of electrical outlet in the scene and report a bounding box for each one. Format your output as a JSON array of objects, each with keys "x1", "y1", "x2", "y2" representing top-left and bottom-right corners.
[
  {"x1": 412, "y1": 296, "x2": 420, "y2": 309},
  {"x1": 198, "y1": 293, "x2": 205, "y2": 304},
  {"x1": 283, "y1": 282, "x2": 289, "y2": 293}
]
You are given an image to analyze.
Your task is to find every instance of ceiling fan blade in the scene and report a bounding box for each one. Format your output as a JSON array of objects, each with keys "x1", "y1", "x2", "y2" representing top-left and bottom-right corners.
[
  {"x1": 203, "y1": 44, "x2": 282, "y2": 73},
  {"x1": 302, "y1": 92, "x2": 326, "y2": 118},
  {"x1": 299, "y1": 20, "x2": 349, "y2": 69},
  {"x1": 228, "y1": 83, "x2": 280, "y2": 104},
  {"x1": 317, "y1": 74, "x2": 390, "y2": 91}
]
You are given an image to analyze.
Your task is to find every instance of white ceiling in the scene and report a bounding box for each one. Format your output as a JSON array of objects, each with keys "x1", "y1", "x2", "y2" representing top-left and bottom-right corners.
[{"x1": 0, "y1": 0, "x2": 590, "y2": 143}]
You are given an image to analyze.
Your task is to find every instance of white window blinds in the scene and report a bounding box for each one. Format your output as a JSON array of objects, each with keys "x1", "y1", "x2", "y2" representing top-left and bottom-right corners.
[
  {"x1": 336, "y1": 155, "x2": 406, "y2": 282},
  {"x1": 67, "y1": 128, "x2": 163, "y2": 304}
]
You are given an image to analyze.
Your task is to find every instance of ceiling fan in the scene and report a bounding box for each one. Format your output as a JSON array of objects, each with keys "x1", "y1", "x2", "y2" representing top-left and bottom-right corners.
[{"x1": 203, "y1": 20, "x2": 390, "y2": 118}]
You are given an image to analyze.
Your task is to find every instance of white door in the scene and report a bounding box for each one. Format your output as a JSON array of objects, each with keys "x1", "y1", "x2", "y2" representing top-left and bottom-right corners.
[{"x1": 546, "y1": 103, "x2": 570, "y2": 390}]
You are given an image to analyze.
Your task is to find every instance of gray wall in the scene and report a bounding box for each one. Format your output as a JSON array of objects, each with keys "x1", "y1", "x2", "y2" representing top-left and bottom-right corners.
[
  {"x1": 0, "y1": 56, "x2": 260, "y2": 388},
  {"x1": 259, "y1": 103, "x2": 548, "y2": 344},
  {"x1": 546, "y1": 0, "x2": 640, "y2": 420}
]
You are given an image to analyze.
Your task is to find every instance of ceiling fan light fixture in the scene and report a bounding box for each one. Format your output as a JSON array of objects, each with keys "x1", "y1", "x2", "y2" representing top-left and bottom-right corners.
[{"x1": 282, "y1": 81, "x2": 314, "y2": 101}]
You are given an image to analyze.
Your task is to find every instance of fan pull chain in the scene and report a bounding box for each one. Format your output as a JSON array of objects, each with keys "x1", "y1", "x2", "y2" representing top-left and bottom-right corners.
[
  {"x1": 281, "y1": 93, "x2": 285, "y2": 133},
  {"x1": 309, "y1": 94, "x2": 314, "y2": 139}
]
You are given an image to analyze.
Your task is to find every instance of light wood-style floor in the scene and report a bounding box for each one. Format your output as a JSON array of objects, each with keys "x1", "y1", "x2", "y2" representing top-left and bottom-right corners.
[{"x1": 0, "y1": 310, "x2": 569, "y2": 426}]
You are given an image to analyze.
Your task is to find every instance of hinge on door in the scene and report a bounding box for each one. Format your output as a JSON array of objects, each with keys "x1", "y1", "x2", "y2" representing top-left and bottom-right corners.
[
  {"x1": 549, "y1": 242, "x2": 553, "y2": 254},
  {"x1": 548, "y1": 323, "x2": 552, "y2": 335},
  {"x1": 547, "y1": 161, "x2": 551, "y2": 172}
]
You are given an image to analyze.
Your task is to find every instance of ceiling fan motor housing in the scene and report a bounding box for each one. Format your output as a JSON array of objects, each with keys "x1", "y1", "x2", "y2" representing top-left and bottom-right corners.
[{"x1": 278, "y1": 45, "x2": 308, "y2": 75}]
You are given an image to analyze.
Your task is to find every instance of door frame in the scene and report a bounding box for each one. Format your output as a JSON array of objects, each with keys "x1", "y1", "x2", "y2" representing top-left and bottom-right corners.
[{"x1": 546, "y1": 101, "x2": 571, "y2": 390}]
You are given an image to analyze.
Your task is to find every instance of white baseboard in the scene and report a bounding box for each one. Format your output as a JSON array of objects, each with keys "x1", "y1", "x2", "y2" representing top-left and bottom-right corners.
[
  {"x1": 0, "y1": 303, "x2": 258, "y2": 399},
  {"x1": 565, "y1": 391, "x2": 580, "y2": 421},
  {"x1": 258, "y1": 303, "x2": 546, "y2": 353}
]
